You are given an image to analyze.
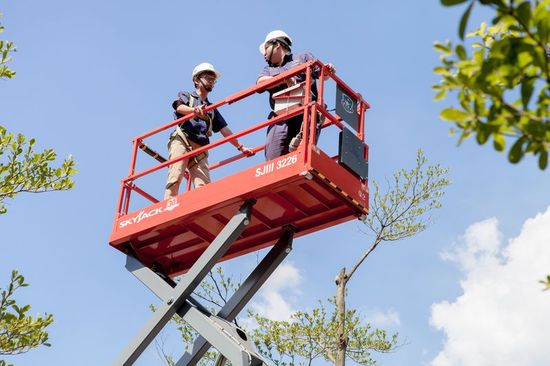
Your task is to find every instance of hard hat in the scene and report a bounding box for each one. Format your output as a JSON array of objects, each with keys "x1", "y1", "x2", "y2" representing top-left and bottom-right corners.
[
  {"x1": 259, "y1": 30, "x2": 292, "y2": 54},
  {"x1": 191, "y1": 62, "x2": 221, "y2": 80}
]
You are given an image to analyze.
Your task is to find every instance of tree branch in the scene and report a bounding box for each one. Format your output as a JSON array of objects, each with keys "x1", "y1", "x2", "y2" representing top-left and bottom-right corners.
[{"x1": 346, "y1": 233, "x2": 383, "y2": 281}]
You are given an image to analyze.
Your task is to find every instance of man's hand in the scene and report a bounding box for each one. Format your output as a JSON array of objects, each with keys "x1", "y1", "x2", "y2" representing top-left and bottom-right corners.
[
  {"x1": 285, "y1": 77, "x2": 297, "y2": 88},
  {"x1": 240, "y1": 146, "x2": 255, "y2": 157},
  {"x1": 193, "y1": 104, "x2": 206, "y2": 115},
  {"x1": 356, "y1": 93, "x2": 367, "y2": 114}
]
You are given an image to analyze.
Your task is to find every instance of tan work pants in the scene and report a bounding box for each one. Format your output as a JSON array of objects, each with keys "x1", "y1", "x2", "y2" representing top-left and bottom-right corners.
[{"x1": 164, "y1": 136, "x2": 210, "y2": 199}]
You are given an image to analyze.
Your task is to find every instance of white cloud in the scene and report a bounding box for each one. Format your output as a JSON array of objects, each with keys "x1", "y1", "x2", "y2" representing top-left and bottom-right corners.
[
  {"x1": 430, "y1": 207, "x2": 550, "y2": 366},
  {"x1": 440, "y1": 217, "x2": 503, "y2": 272},
  {"x1": 248, "y1": 262, "x2": 302, "y2": 321},
  {"x1": 364, "y1": 308, "x2": 401, "y2": 328},
  {"x1": 262, "y1": 260, "x2": 302, "y2": 293}
]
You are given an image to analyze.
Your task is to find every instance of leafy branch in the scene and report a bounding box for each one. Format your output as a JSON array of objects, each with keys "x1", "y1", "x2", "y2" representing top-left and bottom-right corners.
[
  {"x1": 0, "y1": 270, "x2": 53, "y2": 366},
  {"x1": 249, "y1": 297, "x2": 398, "y2": 366},
  {"x1": 347, "y1": 150, "x2": 449, "y2": 281},
  {"x1": 0, "y1": 13, "x2": 16, "y2": 80},
  {"x1": 0, "y1": 126, "x2": 77, "y2": 215},
  {"x1": 435, "y1": 0, "x2": 550, "y2": 169}
]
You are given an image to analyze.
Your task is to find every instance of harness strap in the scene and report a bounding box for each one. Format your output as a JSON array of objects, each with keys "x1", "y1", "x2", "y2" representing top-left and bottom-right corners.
[
  {"x1": 187, "y1": 94, "x2": 213, "y2": 137},
  {"x1": 169, "y1": 92, "x2": 215, "y2": 169},
  {"x1": 171, "y1": 130, "x2": 208, "y2": 169}
]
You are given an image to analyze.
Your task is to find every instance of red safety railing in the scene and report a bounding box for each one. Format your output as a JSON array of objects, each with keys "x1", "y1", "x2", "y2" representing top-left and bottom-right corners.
[{"x1": 114, "y1": 60, "x2": 370, "y2": 218}]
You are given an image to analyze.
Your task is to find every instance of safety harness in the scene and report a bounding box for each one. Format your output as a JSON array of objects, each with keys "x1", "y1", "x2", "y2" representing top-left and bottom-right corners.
[{"x1": 170, "y1": 94, "x2": 213, "y2": 169}]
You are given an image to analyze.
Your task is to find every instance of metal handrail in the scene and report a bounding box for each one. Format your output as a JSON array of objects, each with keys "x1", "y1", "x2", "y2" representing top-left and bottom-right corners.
[{"x1": 116, "y1": 60, "x2": 368, "y2": 216}]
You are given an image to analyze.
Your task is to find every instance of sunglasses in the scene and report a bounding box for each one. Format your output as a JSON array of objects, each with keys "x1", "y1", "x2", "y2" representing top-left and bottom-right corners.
[{"x1": 199, "y1": 73, "x2": 217, "y2": 82}]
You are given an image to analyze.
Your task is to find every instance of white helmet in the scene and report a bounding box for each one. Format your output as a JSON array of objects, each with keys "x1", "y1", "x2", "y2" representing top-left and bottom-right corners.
[
  {"x1": 191, "y1": 62, "x2": 221, "y2": 81},
  {"x1": 259, "y1": 30, "x2": 292, "y2": 54}
]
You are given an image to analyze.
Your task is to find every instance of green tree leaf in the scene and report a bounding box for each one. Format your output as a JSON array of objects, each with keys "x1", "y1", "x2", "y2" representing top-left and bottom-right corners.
[
  {"x1": 539, "y1": 150, "x2": 548, "y2": 170},
  {"x1": 521, "y1": 77, "x2": 535, "y2": 109},
  {"x1": 516, "y1": 1, "x2": 532, "y2": 28},
  {"x1": 493, "y1": 133, "x2": 506, "y2": 151},
  {"x1": 440, "y1": 107, "x2": 470, "y2": 122},
  {"x1": 456, "y1": 44, "x2": 467, "y2": 60},
  {"x1": 434, "y1": 41, "x2": 452, "y2": 55},
  {"x1": 459, "y1": 1, "x2": 475, "y2": 40},
  {"x1": 441, "y1": 0, "x2": 469, "y2": 6},
  {"x1": 534, "y1": 1, "x2": 550, "y2": 41},
  {"x1": 540, "y1": 275, "x2": 550, "y2": 291},
  {"x1": 508, "y1": 137, "x2": 526, "y2": 163},
  {"x1": 434, "y1": 89, "x2": 448, "y2": 101},
  {"x1": 476, "y1": 124, "x2": 490, "y2": 145},
  {"x1": 479, "y1": 0, "x2": 505, "y2": 8}
]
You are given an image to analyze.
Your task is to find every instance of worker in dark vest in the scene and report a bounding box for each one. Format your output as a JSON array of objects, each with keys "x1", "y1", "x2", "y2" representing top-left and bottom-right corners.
[
  {"x1": 165, "y1": 63, "x2": 254, "y2": 199},
  {"x1": 257, "y1": 30, "x2": 335, "y2": 161}
]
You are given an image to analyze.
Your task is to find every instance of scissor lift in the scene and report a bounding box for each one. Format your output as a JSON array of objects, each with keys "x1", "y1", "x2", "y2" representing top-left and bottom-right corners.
[{"x1": 109, "y1": 60, "x2": 370, "y2": 365}]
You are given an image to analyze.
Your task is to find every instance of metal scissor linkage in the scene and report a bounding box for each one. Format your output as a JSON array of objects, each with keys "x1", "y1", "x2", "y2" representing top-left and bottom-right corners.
[{"x1": 115, "y1": 200, "x2": 295, "y2": 366}]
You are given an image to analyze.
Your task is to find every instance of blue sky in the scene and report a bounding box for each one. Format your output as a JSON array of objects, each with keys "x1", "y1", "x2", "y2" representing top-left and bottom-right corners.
[{"x1": 2, "y1": 1, "x2": 550, "y2": 365}]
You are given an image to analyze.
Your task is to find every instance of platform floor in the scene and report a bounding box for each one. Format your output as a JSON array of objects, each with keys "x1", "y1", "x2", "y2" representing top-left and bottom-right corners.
[{"x1": 109, "y1": 147, "x2": 368, "y2": 277}]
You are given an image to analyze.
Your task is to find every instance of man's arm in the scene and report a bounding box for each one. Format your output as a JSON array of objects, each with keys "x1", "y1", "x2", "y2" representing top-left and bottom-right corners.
[
  {"x1": 175, "y1": 103, "x2": 194, "y2": 115},
  {"x1": 256, "y1": 75, "x2": 274, "y2": 84},
  {"x1": 176, "y1": 103, "x2": 206, "y2": 116},
  {"x1": 219, "y1": 127, "x2": 254, "y2": 156},
  {"x1": 257, "y1": 75, "x2": 296, "y2": 88}
]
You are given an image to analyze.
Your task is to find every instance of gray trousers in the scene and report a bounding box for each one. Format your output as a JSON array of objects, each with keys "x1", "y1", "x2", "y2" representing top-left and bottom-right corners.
[{"x1": 264, "y1": 115, "x2": 303, "y2": 161}]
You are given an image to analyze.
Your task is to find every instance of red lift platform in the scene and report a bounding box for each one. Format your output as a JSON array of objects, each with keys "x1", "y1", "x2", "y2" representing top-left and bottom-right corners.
[
  {"x1": 109, "y1": 60, "x2": 370, "y2": 277},
  {"x1": 110, "y1": 60, "x2": 370, "y2": 366}
]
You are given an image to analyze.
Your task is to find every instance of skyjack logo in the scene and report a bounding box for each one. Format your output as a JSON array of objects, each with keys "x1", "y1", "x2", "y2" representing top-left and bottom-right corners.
[
  {"x1": 341, "y1": 93, "x2": 355, "y2": 114},
  {"x1": 165, "y1": 198, "x2": 180, "y2": 211},
  {"x1": 119, "y1": 198, "x2": 180, "y2": 229}
]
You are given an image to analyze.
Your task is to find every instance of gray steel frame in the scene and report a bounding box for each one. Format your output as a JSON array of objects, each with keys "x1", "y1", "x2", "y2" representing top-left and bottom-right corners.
[{"x1": 114, "y1": 200, "x2": 295, "y2": 366}]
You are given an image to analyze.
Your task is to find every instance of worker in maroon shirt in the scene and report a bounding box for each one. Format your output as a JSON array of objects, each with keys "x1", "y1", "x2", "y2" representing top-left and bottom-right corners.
[
  {"x1": 165, "y1": 63, "x2": 253, "y2": 199},
  {"x1": 257, "y1": 30, "x2": 335, "y2": 161}
]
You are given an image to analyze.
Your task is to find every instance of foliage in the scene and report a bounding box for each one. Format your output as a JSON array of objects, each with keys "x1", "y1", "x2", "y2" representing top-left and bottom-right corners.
[
  {"x1": 326, "y1": 149, "x2": 448, "y2": 366},
  {"x1": 434, "y1": 0, "x2": 550, "y2": 168},
  {"x1": 0, "y1": 270, "x2": 53, "y2": 366},
  {"x1": 540, "y1": 275, "x2": 550, "y2": 290},
  {"x1": 0, "y1": 14, "x2": 16, "y2": 80},
  {"x1": 0, "y1": 126, "x2": 77, "y2": 215},
  {"x1": 249, "y1": 297, "x2": 398, "y2": 366},
  {"x1": 0, "y1": 10, "x2": 77, "y2": 366},
  {"x1": 1, "y1": 10, "x2": 76, "y2": 215},
  {"x1": 152, "y1": 267, "x2": 237, "y2": 366},
  {"x1": 150, "y1": 306, "x2": 218, "y2": 366},
  {"x1": 0, "y1": 11, "x2": 75, "y2": 366},
  {"x1": 157, "y1": 266, "x2": 396, "y2": 366},
  {"x1": 155, "y1": 151, "x2": 448, "y2": 365},
  {"x1": 353, "y1": 149, "x2": 449, "y2": 279},
  {"x1": 364, "y1": 150, "x2": 449, "y2": 241}
]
